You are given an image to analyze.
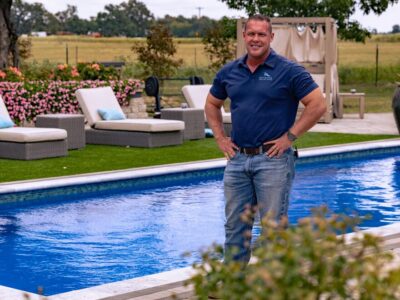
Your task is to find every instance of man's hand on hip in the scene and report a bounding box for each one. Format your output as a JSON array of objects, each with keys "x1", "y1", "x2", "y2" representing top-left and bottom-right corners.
[
  {"x1": 216, "y1": 136, "x2": 238, "y2": 160},
  {"x1": 263, "y1": 134, "x2": 293, "y2": 158}
]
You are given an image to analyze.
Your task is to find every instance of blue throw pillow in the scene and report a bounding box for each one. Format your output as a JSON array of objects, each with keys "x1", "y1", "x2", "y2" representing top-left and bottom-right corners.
[
  {"x1": 98, "y1": 108, "x2": 126, "y2": 121},
  {"x1": 0, "y1": 115, "x2": 14, "y2": 129},
  {"x1": 205, "y1": 128, "x2": 214, "y2": 138}
]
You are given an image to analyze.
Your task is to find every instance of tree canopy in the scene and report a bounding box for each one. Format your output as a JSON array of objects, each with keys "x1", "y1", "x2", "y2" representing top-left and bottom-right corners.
[
  {"x1": 95, "y1": 0, "x2": 154, "y2": 37},
  {"x1": 219, "y1": 0, "x2": 399, "y2": 42},
  {"x1": 10, "y1": 0, "x2": 217, "y2": 38}
]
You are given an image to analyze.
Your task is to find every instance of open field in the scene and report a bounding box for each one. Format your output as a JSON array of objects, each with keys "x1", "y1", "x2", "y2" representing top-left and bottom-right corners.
[
  {"x1": 28, "y1": 36, "x2": 210, "y2": 67},
  {"x1": 28, "y1": 35, "x2": 400, "y2": 68},
  {"x1": 338, "y1": 38, "x2": 400, "y2": 67}
]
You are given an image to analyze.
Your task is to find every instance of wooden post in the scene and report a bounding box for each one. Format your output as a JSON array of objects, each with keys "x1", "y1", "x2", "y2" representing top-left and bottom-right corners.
[
  {"x1": 65, "y1": 43, "x2": 69, "y2": 64},
  {"x1": 375, "y1": 44, "x2": 379, "y2": 87},
  {"x1": 236, "y1": 18, "x2": 245, "y2": 58}
]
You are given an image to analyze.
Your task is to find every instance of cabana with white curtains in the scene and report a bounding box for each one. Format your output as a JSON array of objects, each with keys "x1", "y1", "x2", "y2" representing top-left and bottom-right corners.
[{"x1": 236, "y1": 17, "x2": 339, "y2": 123}]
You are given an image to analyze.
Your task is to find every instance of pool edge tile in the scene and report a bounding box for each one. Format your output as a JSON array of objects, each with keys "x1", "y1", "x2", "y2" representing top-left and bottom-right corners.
[{"x1": 1, "y1": 138, "x2": 399, "y2": 195}]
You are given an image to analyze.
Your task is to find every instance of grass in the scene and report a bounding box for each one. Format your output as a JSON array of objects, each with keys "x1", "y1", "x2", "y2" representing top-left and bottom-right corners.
[
  {"x1": 338, "y1": 39, "x2": 400, "y2": 68},
  {"x1": 0, "y1": 132, "x2": 396, "y2": 183},
  {"x1": 340, "y1": 82, "x2": 397, "y2": 113}
]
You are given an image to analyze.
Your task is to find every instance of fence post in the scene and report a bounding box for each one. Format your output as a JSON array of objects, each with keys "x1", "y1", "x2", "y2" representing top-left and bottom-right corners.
[
  {"x1": 375, "y1": 44, "x2": 379, "y2": 87},
  {"x1": 66, "y1": 43, "x2": 69, "y2": 65},
  {"x1": 194, "y1": 48, "x2": 197, "y2": 68}
]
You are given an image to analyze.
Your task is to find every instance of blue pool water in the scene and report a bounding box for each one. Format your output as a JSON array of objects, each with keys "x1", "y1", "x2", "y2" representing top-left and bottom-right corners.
[{"x1": 0, "y1": 149, "x2": 400, "y2": 295}]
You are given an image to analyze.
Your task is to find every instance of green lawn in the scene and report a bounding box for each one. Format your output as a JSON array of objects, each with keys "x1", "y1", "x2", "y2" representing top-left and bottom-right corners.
[
  {"x1": 340, "y1": 83, "x2": 396, "y2": 113},
  {"x1": 0, "y1": 132, "x2": 396, "y2": 183}
]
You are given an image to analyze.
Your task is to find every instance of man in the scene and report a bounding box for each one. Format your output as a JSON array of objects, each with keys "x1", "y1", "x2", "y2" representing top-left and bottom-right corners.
[{"x1": 205, "y1": 14, "x2": 326, "y2": 263}]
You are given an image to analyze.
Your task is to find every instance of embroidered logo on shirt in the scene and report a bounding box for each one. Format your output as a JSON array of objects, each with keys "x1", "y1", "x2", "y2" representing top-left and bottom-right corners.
[{"x1": 259, "y1": 72, "x2": 272, "y2": 81}]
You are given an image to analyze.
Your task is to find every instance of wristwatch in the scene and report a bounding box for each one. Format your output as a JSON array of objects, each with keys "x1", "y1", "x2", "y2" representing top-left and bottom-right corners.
[{"x1": 287, "y1": 130, "x2": 298, "y2": 142}]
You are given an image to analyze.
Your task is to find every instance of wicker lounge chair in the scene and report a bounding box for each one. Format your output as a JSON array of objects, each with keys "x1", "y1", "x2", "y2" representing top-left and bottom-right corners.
[
  {"x1": 75, "y1": 87, "x2": 185, "y2": 147},
  {"x1": 0, "y1": 96, "x2": 67, "y2": 160},
  {"x1": 181, "y1": 84, "x2": 232, "y2": 135}
]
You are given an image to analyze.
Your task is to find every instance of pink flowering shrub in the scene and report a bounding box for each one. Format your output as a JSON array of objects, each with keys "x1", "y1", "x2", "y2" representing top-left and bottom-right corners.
[
  {"x1": 0, "y1": 67, "x2": 25, "y2": 82},
  {"x1": 0, "y1": 79, "x2": 142, "y2": 125},
  {"x1": 50, "y1": 64, "x2": 81, "y2": 81},
  {"x1": 77, "y1": 63, "x2": 119, "y2": 81},
  {"x1": 1, "y1": 63, "x2": 121, "y2": 82}
]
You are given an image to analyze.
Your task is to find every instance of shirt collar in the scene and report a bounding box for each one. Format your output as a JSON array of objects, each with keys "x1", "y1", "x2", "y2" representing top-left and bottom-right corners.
[{"x1": 238, "y1": 49, "x2": 277, "y2": 69}]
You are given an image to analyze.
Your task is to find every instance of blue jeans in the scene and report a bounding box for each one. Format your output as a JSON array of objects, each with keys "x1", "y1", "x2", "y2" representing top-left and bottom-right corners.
[{"x1": 223, "y1": 149, "x2": 295, "y2": 263}]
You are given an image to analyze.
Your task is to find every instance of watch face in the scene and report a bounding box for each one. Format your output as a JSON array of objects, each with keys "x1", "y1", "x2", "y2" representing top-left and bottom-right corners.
[{"x1": 287, "y1": 131, "x2": 297, "y2": 141}]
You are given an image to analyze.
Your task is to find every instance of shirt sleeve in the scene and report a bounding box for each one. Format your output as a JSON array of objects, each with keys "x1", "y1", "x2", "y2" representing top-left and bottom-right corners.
[
  {"x1": 209, "y1": 71, "x2": 228, "y2": 101},
  {"x1": 290, "y1": 64, "x2": 319, "y2": 101}
]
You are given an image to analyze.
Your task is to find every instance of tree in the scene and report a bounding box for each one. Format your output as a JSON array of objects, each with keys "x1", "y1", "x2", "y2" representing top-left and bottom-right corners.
[
  {"x1": 132, "y1": 23, "x2": 182, "y2": 78},
  {"x1": 202, "y1": 17, "x2": 236, "y2": 71},
  {"x1": 219, "y1": 0, "x2": 399, "y2": 42},
  {"x1": 96, "y1": 0, "x2": 154, "y2": 37},
  {"x1": 11, "y1": 0, "x2": 62, "y2": 35},
  {"x1": 53, "y1": 5, "x2": 93, "y2": 34},
  {"x1": 0, "y1": 0, "x2": 18, "y2": 68},
  {"x1": 393, "y1": 24, "x2": 400, "y2": 33},
  {"x1": 158, "y1": 15, "x2": 216, "y2": 37}
]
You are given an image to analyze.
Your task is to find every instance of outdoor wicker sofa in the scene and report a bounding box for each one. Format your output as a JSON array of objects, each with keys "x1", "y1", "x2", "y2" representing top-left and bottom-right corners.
[
  {"x1": 75, "y1": 87, "x2": 185, "y2": 147},
  {"x1": 0, "y1": 96, "x2": 68, "y2": 160},
  {"x1": 181, "y1": 84, "x2": 232, "y2": 135}
]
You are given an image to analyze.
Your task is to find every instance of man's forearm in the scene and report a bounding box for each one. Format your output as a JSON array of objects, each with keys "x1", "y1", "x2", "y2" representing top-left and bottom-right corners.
[
  {"x1": 290, "y1": 98, "x2": 327, "y2": 138},
  {"x1": 205, "y1": 102, "x2": 226, "y2": 140}
]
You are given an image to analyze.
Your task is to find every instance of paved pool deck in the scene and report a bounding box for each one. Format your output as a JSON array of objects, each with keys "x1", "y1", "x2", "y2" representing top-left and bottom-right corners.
[
  {"x1": 310, "y1": 112, "x2": 398, "y2": 135},
  {"x1": 1, "y1": 113, "x2": 400, "y2": 299}
]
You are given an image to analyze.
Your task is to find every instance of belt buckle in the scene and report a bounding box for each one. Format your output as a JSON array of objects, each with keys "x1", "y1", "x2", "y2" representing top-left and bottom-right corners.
[
  {"x1": 243, "y1": 146, "x2": 262, "y2": 155},
  {"x1": 243, "y1": 148, "x2": 251, "y2": 155}
]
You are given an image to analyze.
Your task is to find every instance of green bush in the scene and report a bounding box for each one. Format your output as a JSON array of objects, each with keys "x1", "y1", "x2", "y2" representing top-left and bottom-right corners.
[
  {"x1": 17, "y1": 61, "x2": 120, "y2": 81},
  {"x1": 77, "y1": 63, "x2": 119, "y2": 80},
  {"x1": 20, "y1": 60, "x2": 56, "y2": 81},
  {"x1": 0, "y1": 67, "x2": 24, "y2": 82},
  {"x1": 190, "y1": 207, "x2": 400, "y2": 300}
]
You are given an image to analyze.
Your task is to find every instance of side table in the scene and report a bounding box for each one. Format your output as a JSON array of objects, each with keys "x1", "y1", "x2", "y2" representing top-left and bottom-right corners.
[
  {"x1": 337, "y1": 93, "x2": 365, "y2": 119},
  {"x1": 161, "y1": 108, "x2": 205, "y2": 140},
  {"x1": 36, "y1": 114, "x2": 85, "y2": 149}
]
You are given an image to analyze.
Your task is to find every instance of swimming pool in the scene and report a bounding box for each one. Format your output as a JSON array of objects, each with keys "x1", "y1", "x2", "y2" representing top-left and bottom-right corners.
[{"x1": 0, "y1": 141, "x2": 400, "y2": 296}]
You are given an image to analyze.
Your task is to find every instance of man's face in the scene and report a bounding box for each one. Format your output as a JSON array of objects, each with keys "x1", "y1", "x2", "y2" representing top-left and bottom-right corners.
[{"x1": 243, "y1": 20, "x2": 274, "y2": 60}]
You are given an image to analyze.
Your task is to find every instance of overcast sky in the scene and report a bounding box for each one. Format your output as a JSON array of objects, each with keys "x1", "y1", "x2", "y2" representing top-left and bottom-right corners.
[{"x1": 24, "y1": 0, "x2": 400, "y2": 33}]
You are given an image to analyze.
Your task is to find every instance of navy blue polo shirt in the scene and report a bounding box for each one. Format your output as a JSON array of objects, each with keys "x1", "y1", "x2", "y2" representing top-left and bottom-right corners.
[{"x1": 210, "y1": 49, "x2": 318, "y2": 147}]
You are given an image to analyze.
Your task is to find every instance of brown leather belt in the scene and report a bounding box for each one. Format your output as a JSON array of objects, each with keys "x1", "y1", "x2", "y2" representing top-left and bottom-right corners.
[{"x1": 239, "y1": 144, "x2": 274, "y2": 155}]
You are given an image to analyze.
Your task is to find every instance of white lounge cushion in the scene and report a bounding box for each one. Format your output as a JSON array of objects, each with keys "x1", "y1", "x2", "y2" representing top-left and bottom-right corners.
[
  {"x1": 76, "y1": 87, "x2": 185, "y2": 133},
  {"x1": 0, "y1": 127, "x2": 67, "y2": 143},
  {"x1": 181, "y1": 84, "x2": 231, "y2": 122},
  {"x1": 94, "y1": 119, "x2": 184, "y2": 132},
  {"x1": 0, "y1": 95, "x2": 13, "y2": 122},
  {"x1": 75, "y1": 86, "x2": 125, "y2": 126},
  {"x1": 222, "y1": 114, "x2": 231, "y2": 123}
]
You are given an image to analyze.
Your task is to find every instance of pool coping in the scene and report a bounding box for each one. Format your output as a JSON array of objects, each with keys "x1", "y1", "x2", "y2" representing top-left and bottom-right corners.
[
  {"x1": 1, "y1": 138, "x2": 400, "y2": 195},
  {"x1": 1, "y1": 138, "x2": 400, "y2": 299}
]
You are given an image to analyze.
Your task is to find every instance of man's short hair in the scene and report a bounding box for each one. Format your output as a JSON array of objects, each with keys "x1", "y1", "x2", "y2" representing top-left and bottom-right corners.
[{"x1": 244, "y1": 14, "x2": 272, "y2": 33}]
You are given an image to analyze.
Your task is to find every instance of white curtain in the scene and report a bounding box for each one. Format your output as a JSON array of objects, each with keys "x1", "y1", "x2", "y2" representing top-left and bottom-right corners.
[{"x1": 271, "y1": 25, "x2": 325, "y2": 63}]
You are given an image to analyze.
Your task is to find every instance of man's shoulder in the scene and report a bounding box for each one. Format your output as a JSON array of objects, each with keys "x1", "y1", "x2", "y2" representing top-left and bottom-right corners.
[{"x1": 219, "y1": 57, "x2": 243, "y2": 74}]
